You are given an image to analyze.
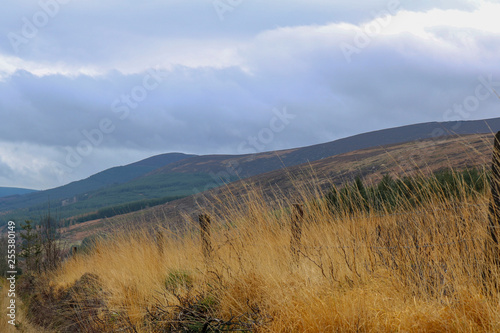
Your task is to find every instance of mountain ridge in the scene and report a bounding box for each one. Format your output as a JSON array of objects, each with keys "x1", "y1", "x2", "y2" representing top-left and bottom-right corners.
[{"x1": 146, "y1": 117, "x2": 500, "y2": 178}]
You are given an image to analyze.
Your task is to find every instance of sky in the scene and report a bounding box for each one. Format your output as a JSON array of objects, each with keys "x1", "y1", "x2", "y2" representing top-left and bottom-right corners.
[{"x1": 0, "y1": 0, "x2": 499, "y2": 190}]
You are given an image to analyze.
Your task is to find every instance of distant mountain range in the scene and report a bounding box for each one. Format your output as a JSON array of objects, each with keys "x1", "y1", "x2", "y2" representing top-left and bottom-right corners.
[
  {"x1": 0, "y1": 187, "x2": 37, "y2": 198},
  {"x1": 0, "y1": 153, "x2": 196, "y2": 222},
  {"x1": 1, "y1": 117, "x2": 499, "y2": 226}
]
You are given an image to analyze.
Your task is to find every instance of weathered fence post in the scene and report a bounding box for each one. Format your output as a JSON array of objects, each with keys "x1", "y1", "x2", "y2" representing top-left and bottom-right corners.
[
  {"x1": 290, "y1": 203, "x2": 304, "y2": 264},
  {"x1": 156, "y1": 230, "x2": 165, "y2": 256},
  {"x1": 199, "y1": 214, "x2": 213, "y2": 262},
  {"x1": 488, "y1": 131, "x2": 500, "y2": 267}
]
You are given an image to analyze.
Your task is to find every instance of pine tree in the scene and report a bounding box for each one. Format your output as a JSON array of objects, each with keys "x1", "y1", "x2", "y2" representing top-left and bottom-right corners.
[{"x1": 19, "y1": 220, "x2": 42, "y2": 273}]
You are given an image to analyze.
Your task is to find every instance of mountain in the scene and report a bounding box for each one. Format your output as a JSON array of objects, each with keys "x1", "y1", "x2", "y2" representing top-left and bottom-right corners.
[
  {"x1": 2, "y1": 117, "x2": 500, "y2": 226},
  {"x1": 149, "y1": 117, "x2": 500, "y2": 179},
  {"x1": 0, "y1": 187, "x2": 37, "y2": 198}
]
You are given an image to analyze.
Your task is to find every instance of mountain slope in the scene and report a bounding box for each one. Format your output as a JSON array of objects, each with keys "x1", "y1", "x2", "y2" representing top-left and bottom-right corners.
[{"x1": 149, "y1": 117, "x2": 500, "y2": 179}]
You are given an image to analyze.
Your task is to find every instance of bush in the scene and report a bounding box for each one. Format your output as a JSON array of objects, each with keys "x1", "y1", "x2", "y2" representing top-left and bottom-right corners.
[{"x1": 326, "y1": 168, "x2": 488, "y2": 216}]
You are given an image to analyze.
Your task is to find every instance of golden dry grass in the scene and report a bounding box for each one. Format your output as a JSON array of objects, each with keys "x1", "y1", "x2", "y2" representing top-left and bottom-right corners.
[{"x1": 37, "y1": 170, "x2": 500, "y2": 332}]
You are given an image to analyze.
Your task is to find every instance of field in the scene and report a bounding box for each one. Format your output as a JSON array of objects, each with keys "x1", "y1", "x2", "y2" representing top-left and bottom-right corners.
[{"x1": 8, "y1": 159, "x2": 500, "y2": 332}]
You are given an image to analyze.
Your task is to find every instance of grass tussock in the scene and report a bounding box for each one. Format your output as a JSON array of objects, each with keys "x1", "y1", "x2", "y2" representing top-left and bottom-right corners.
[{"x1": 23, "y1": 168, "x2": 500, "y2": 332}]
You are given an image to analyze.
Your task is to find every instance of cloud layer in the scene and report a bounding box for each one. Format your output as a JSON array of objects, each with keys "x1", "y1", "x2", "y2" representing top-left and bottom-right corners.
[{"x1": 1, "y1": 0, "x2": 500, "y2": 189}]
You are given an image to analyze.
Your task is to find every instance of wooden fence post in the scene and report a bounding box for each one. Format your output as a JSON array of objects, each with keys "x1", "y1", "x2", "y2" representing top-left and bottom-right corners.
[
  {"x1": 199, "y1": 214, "x2": 213, "y2": 262},
  {"x1": 488, "y1": 131, "x2": 500, "y2": 267},
  {"x1": 156, "y1": 230, "x2": 165, "y2": 256},
  {"x1": 290, "y1": 203, "x2": 304, "y2": 264}
]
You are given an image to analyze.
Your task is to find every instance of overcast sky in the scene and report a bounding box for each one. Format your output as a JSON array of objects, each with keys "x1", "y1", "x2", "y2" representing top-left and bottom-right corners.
[{"x1": 1, "y1": 0, "x2": 499, "y2": 190}]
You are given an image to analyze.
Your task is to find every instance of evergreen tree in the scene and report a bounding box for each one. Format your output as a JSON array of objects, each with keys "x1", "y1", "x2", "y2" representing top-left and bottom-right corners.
[{"x1": 19, "y1": 220, "x2": 42, "y2": 273}]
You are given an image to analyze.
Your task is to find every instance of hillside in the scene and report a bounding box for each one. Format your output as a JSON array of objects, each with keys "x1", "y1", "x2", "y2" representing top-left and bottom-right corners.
[{"x1": 64, "y1": 133, "x2": 495, "y2": 243}]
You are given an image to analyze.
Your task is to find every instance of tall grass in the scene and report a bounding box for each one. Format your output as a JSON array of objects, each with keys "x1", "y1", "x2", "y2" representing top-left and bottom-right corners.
[{"x1": 28, "y1": 169, "x2": 500, "y2": 332}]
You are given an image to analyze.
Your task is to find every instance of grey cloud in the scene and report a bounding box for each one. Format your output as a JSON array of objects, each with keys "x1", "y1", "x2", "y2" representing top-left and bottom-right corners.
[{"x1": 2, "y1": 24, "x2": 500, "y2": 156}]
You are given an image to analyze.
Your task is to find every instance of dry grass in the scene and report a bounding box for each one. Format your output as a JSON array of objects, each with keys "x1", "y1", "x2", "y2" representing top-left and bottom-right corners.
[{"x1": 28, "y1": 170, "x2": 500, "y2": 332}]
